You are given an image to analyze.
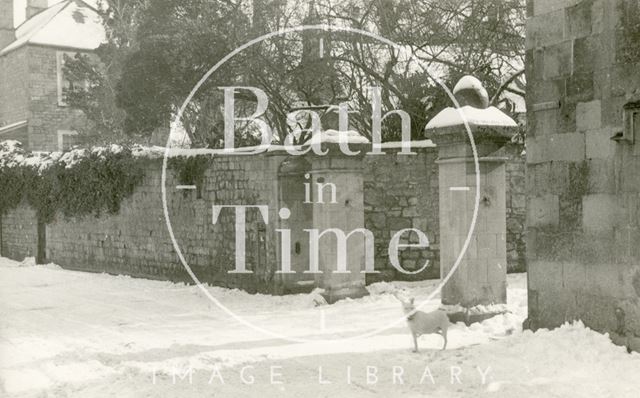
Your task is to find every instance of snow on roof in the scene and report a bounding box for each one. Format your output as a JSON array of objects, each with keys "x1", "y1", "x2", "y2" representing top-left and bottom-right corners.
[
  {"x1": 425, "y1": 105, "x2": 518, "y2": 130},
  {"x1": 0, "y1": 120, "x2": 27, "y2": 135},
  {"x1": 0, "y1": 0, "x2": 105, "y2": 56}
]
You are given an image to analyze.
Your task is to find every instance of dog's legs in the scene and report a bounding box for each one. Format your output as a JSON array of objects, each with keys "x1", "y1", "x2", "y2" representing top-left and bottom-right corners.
[
  {"x1": 441, "y1": 329, "x2": 448, "y2": 350},
  {"x1": 412, "y1": 333, "x2": 419, "y2": 353}
]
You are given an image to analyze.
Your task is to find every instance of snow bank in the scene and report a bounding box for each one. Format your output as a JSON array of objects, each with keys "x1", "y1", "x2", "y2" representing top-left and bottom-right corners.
[{"x1": 4, "y1": 257, "x2": 638, "y2": 398}]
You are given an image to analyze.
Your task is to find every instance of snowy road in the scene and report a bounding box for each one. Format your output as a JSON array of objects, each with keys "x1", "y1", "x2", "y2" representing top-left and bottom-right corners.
[{"x1": 1, "y1": 257, "x2": 639, "y2": 397}]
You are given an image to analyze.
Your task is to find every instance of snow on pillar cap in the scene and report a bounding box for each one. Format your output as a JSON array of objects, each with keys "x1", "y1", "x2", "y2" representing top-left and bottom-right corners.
[
  {"x1": 425, "y1": 75, "x2": 517, "y2": 143},
  {"x1": 453, "y1": 75, "x2": 489, "y2": 109}
]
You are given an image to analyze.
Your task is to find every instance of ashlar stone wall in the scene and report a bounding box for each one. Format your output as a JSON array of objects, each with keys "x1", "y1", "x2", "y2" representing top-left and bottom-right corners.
[{"x1": 525, "y1": 0, "x2": 640, "y2": 351}]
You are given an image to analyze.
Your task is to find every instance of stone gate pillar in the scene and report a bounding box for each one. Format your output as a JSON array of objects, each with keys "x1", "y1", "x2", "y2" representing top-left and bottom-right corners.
[
  {"x1": 305, "y1": 132, "x2": 370, "y2": 303},
  {"x1": 426, "y1": 76, "x2": 518, "y2": 314}
]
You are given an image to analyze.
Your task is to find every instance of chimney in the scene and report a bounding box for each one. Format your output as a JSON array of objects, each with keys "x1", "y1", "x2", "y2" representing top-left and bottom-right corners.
[
  {"x1": 26, "y1": 0, "x2": 49, "y2": 19},
  {"x1": 0, "y1": 0, "x2": 14, "y2": 50}
]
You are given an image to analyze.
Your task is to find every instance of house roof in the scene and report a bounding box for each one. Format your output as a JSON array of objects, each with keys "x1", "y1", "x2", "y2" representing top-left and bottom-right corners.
[
  {"x1": 0, "y1": 0, "x2": 106, "y2": 56},
  {"x1": 0, "y1": 120, "x2": 28, "y2": 135}
]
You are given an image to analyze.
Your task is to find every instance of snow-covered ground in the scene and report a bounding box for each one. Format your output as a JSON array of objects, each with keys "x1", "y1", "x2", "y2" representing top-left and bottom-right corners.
[{"x1": 1, "y1": 256, "x2": 639, "y2": 397}]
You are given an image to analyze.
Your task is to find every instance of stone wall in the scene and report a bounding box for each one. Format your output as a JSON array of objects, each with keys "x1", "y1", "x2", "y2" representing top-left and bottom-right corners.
[
  {"x1": 363, "y1": 145, "x2": 441, "y2": 281},
  {"x1": 26, "y1": 46, "x2": 89, "y2": 151},
  {"x1": 525, "y1": 0, "x2": 640, "y2": 350},
  {"x1": 43, "y1": 154, "x2": 285, "y2": 293},
  {"x1": 0, "y1": 144, "x2": 527, "y2": 290},
  {"x1": 0, "y1": 46, "x2": 28, "y2": 139},
  {"x1": 0, "y1": 201, "x2": 37, "y2": 260},
  {"x1": 364, "y1": 143, "x2": 526, "y2": 281},
  {"x1": 505, "y1": 144, "x2": 527, "y2": 272}
]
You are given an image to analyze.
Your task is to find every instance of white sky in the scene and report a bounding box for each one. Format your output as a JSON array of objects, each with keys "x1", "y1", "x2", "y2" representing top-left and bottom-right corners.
[
  {"x1": 12, "y1": 1, "x2": 103, "y2": 27},
  {"x1": 13, "y1": 0, "x2": 27, "y2": 27},
  {"x1": 13, "y1": 0, "x2": 62, "y2": 27}
]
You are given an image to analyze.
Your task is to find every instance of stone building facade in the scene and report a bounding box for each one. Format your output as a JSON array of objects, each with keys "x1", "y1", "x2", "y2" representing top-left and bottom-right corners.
[
  {"x1": 525, "y1": 0, "x2": 640, "y2": 350},
  {"x1": 0, "y1": 0, "x2": 104, "y2": 151}
]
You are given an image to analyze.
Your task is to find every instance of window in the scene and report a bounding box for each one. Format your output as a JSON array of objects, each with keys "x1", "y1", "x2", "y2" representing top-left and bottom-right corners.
[
  {"x1": 57, "y1": 130, "x2": 79, "y2": 151},
  {"x1": 56, "y1": 51, "x2": 88, "y2": 106}
]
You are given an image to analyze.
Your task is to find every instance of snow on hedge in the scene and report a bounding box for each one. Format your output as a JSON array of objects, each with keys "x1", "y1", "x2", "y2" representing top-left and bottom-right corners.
[
  {"x1": 0, "y1": 140, "x2": 131, "y2": 173},
  {"x1": 1, "y1": 137, "x2": 442, "y2": 173}
]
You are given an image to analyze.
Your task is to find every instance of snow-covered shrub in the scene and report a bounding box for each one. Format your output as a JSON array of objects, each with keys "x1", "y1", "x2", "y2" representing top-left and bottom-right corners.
[
  {"x1": 0, "y1": 141, "x2": 28, "y2": 215},
  {"x1": 0, "y1": 141, "x2": 145, "y2": 222}
]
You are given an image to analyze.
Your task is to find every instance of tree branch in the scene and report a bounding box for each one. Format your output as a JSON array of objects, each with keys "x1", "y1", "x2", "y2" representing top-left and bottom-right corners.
[{"x1": 490, "y1": 68, "x2": 525, "y2": 105}]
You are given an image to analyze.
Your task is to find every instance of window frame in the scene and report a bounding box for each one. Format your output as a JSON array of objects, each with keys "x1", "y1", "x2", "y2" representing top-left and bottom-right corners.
[
  {"x1": 57, "y1": 129, "x2": 79, "y2": 151},
  {"x1": 622, "y1": 101, "x2": 640, "y2": 144}
]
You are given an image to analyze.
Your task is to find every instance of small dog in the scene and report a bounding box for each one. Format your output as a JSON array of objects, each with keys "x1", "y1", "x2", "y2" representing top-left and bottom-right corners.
[{"x1": 397, "y1": 296, "x2": 450, "y2": 352}]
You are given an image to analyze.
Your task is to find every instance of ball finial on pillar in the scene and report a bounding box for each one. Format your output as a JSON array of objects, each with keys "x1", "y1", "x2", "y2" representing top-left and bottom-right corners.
[{"x1": 453, "y1": 75, "x2": 489, "y2": 109}]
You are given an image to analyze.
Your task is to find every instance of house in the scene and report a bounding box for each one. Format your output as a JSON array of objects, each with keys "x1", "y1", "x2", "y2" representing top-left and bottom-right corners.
[{"x1": 0, "y1": 0, "x2": 105, "y2": 151}]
